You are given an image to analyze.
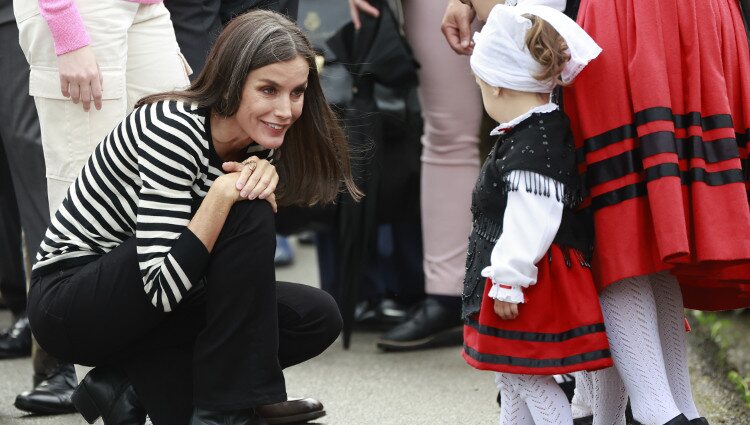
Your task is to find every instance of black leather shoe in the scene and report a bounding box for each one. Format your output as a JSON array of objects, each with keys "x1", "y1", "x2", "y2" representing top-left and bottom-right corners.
[
  {"x1": 573, "y1": 416, "x2": 593, "y2": 425},
  {"x1": 558, "y1": 374, "x2": 576, "y2": 403},
  {"x1": 355, "y1": 298, "x2": 409, "y2": 331},
  {"x1": 664, "y1": 414, "x2": 691, "y2": 425},
  {"x1": 0, "y1": 315, "x2": 32, "y2": 359},
  {"x1": 256, "y1": 397, "x2": 325, "y2": 424},
  {"x1": 190, "y1": 408, "x2": 266, "y2": 425},
  {"x1": 14, "y1": 363, "x2": 77, "y2": 415},
  {"x1": 376, "y1": 297, "x2": 462, "y2": 351},
  {"x1": 690, "y1": 418, "x2": 709, "y2": 425},
  {"x1": 71, "y1": 367, "x2": 146, "y2": 425}
]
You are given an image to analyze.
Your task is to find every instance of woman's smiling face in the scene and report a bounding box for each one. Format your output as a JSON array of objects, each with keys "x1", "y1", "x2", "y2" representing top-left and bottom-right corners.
[{"x1": 232, "y1": 56, "x2": 309, "y2": 150}]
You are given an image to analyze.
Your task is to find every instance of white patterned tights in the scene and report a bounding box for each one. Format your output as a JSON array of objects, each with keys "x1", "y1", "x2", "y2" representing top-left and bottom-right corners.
[
  {"x1": 599, "y1": 272, "x2": 700, "y2": 424},
  {"x1": 572, "y1": 368, "x2": 628, "y2": 425},
  {"x1": 495, "y1": 373, "x2": 573, "y2": 425}
]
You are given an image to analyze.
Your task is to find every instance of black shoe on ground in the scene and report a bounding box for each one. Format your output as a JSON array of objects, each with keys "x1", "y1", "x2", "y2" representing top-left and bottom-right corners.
[
  {"x1": 664, "y1": 414, "x2": 691, "y2": 425},
  {"x1": 573, "y1": 416, "x2": 593, "y2": 425},
  {"x1": 557, "y1": 373, "x2": 576, "y2": 403},
  {"x1": 0, "y1": 315, "x2": 32, "y2": 359},
  {"x1": 190, "y1": 408, "x2": 267, "y2": 425},
  {"x1": 14, "y1": 363, "x2": 77, "y2": 415},
  {"x1": 296, "y1": 231, "x2": 316, "y2": 245},
  {"x1": 690, "y1": 418, "x2": 709, "y2": 425},
  {"x1": 71, "y1": 367, "x2": 146, "y2": 424},
  {"x1": 376, "y1": 297, "x2": 463, "y2": 351},
  {"x1": 355, "y1": 298, "x2": 409, "y2": 331}
]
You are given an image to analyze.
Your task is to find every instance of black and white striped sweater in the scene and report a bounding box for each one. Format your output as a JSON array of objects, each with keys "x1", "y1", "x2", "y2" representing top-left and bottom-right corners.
[{"x1": 32, "y1": 100, "x2": 270, "y2": 312}]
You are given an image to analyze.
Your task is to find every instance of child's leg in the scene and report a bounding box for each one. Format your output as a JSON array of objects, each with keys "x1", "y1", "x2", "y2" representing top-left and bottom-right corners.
[
  {"x1": 590, "y1": 367, "x2": 628, "y2": 425},
  {"x1": 496, "y1": 373, "x2": 535, "y2": 425},
  {"x1": 496, "y1": 373, "x2": 573, "y2": 425},
  {"x1": 600, "y1": 276, "x2": 682, "y2": 424},
  {"x1": 572, "y1": 370, "x2": 628, "y2": 425},
  {"x1": 650, "y1": 271, "x2": 700, "y2": 420},
  {"x1": 571, "y1": 372, "x2": 594, "y2": 419}
]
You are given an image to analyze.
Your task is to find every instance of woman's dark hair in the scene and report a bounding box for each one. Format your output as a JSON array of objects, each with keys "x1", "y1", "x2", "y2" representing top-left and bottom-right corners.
[
  {"x1": 524, "y1": 14, "x2": 571, "y2": 86},
  {"x1": 137, "y1": 10, "x2": 361, "y2": 206}
]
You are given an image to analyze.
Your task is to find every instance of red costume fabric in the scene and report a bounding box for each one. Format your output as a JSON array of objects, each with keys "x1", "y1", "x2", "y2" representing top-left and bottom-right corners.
[
  {"x1": 564, "y1": 0, "x2": 750, "y2": 310},
  {"x1": 463, "y1": 244, "x2": 613, "y2": 375}
]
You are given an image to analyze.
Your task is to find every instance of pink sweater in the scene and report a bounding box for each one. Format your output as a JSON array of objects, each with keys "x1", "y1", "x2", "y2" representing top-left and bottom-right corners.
[{"x1": 40, "y1": 0, "x2": 163, "y2": 55}]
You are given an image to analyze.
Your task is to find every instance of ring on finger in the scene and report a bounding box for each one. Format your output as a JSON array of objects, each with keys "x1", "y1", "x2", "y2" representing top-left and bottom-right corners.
[{"x1": 242, "y1": 159, "x2": 257, "y2": 172}]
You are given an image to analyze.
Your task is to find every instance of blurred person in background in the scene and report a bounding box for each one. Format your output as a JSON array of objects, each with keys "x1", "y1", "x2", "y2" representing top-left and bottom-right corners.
[
  {"x1": 349, "y1": 0, "x2": 483, "y2": 351},
  {"x1": 1, "y1": 0, "x2": 76, "y2": 415}
]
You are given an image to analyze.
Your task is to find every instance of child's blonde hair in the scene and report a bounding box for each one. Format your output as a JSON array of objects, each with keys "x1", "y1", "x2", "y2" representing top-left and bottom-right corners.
[{"x1": 524, "y1": 14, "x2": 571, "y2": 86}]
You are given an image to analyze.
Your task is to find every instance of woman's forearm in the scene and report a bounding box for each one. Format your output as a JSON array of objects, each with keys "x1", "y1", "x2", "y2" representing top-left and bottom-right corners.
[{"x1": 187, "y1": 182, "x2": 236, "y2": 253}]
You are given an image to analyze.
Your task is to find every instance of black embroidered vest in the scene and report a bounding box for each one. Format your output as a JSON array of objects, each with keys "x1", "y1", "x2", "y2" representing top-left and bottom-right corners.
[{"x1": 462, "y1": 110, "x2": 593, "y2": 319}]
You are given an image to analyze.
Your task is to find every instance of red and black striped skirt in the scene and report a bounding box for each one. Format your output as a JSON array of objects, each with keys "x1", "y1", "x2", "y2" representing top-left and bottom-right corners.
[
  {"x1": 564, "y1": 0, "x2": 750, "y2": 310},
  {"x1": 462, "y1": 244, "x2": 613, "y2": 375}
]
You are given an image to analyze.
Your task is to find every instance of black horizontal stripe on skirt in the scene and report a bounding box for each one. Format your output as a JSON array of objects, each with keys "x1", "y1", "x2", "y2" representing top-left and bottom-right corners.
[
  {"x1": 584, "y1": 133, "x2": 742, "y2": 189},
  {"x1": 464, "y1": 318, "x2": 606, "y2": 343},
  {"x1": 571, "y1": 106, "x2": 748, "y2": 209},
  {"x1": 577, "y1": 107, "x2": 737, "y2": 160},
  {"x1": 463, "y1": 345, "x2": 611, "y2": 369},
  {"x1": 590, "y1": 164, "x2": 746, "y2": 210}
]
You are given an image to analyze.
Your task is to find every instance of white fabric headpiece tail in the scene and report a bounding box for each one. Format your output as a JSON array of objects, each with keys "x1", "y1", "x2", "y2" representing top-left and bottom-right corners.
[{"x1": 470, "y1": 2, "x2": 602, "y2": 93}]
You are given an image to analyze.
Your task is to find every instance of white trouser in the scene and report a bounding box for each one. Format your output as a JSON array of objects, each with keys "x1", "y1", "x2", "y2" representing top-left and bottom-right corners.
[
  {"x1": 14, "y1": 0, "x2": 191, "y2": 211},
  {"x1": 14, "y1": 0, "x2": 190, "y2": 383}
]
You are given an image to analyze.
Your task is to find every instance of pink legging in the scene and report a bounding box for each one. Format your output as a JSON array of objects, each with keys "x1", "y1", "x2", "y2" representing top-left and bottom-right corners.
[{"x1": 403, "y1": 0, "x2": 483, "y2": 296}]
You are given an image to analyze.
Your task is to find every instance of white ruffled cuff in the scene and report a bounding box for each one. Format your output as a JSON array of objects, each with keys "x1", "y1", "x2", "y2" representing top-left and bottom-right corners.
[{"x1": 488, "y1": 282, "x2": 525, "y2": 304}]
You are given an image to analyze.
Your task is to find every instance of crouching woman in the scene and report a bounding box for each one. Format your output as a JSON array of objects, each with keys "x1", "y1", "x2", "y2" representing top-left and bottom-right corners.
[{"x1": 26, "y1": 10, "x2": 359, "y2": 425}]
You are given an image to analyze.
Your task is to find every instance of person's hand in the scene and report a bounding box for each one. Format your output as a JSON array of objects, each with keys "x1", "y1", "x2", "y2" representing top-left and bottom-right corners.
[
  {"x1": 57, "y1": 46, "x2": 103, "y2": 112},
  {"x1": 213, "y1": 171, "x2": 278, "y2": 212},
  {"x1": 442, "y1": 0, "x2": 476, "y2": 55},
  {"x1": 348, "y1": 0, "x2": 379, "y2": 30},
  {"x1": 222, "y1": 156, "x2": 278, "y2": 204},
  {"x1": 494, "y1": 299, "x2": 519, "y2": 320}
]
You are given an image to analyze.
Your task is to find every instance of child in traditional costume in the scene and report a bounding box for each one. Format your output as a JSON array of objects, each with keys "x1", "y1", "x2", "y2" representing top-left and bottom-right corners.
[{"x1": 460, "y1": 3, "x2": 611, "y2": 424}]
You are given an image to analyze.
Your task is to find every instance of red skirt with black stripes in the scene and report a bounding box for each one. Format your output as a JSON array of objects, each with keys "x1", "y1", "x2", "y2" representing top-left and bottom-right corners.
[
  {"x1": 564, "y1": 0, "x2": 750, "y2": 310},
  {"x1": 462, "y1": 244, "x2": 613, "y2": 375}
]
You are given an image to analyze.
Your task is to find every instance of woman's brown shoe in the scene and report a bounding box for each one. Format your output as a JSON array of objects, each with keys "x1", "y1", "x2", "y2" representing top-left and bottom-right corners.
[{"x1": 256, "y1": 398, "x2": 325, "y2": 424}]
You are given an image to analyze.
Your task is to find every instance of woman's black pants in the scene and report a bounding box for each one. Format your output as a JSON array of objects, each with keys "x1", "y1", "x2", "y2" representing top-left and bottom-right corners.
[{"x1": 27, "y1": 200, "x2": 342, "y2": 425}]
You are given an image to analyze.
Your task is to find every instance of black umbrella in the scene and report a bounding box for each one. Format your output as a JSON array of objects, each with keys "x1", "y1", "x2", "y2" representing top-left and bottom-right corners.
[
  {"x1": 325, "y1": 0, "x2": 418, "y2": 348},
  {"x1": 740, "y1": 0, "x2": 750, "y2": 44}
]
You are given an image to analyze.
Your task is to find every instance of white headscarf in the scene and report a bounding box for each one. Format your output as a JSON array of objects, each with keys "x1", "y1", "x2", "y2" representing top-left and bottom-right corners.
[{"x1": 470, "y1": 2, "x2": 602, "y2": 93}]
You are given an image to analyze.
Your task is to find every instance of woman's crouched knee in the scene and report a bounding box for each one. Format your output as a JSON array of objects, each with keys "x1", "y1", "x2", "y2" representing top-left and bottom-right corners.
[
  {"x1": 315, "y1": 289, "x2": 343, "y2": 343},
  {"x1": 281, "y1": 284, "x2": 343, "y2": 352},
  {"x1": 222, "y1": 199, "x2": 275, "y2": 241}
]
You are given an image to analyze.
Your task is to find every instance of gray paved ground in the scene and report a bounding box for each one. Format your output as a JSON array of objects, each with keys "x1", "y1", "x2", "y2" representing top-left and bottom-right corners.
[{"x1": 0, "y1": 238, "x2": 748, "y2": 424}]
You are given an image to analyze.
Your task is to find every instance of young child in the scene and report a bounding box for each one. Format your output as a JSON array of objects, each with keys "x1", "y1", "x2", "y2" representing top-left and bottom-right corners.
[{"x1": 459, "y1": 3, "x2": 611, "y2": 424}]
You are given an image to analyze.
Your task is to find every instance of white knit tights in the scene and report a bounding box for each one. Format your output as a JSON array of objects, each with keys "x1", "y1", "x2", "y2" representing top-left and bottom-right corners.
[
  {"x1": 572, "y1": 368, "x2": 628, "y2": 425},
  {"x1": 495, "y1": 373, "x2": 573, "y2": 425},
  {"x1": 599, "y1": 272, "x2": 700, "y2": 424},
  {"x1": 650, "y1": 272, "x2": 700, "y2": 420}
]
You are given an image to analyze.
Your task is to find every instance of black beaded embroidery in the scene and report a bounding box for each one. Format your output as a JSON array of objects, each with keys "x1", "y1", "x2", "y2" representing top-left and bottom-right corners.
[{"x1": 462, "y1": 110, "x2": 593, "y2": 320}]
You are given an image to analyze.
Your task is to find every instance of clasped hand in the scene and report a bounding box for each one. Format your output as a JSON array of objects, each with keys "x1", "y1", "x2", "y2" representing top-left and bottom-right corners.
[{"x1": 219, "y1": 157, "x2": 279, "y2": 212}]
